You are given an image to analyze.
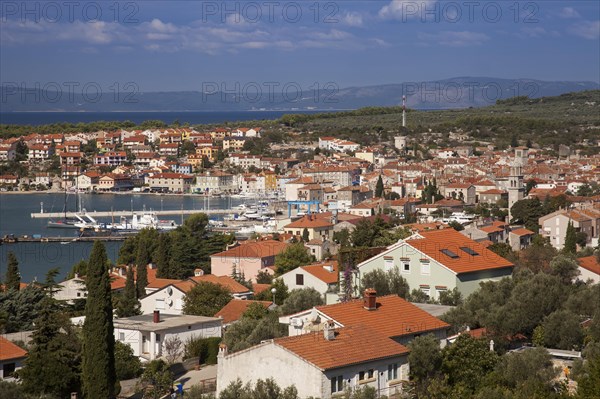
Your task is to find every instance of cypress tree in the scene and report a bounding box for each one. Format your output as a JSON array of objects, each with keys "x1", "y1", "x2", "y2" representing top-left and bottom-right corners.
[
  {"x1": 136, "y1": 263, "x2": 148, "y2": 298},
  {"x1": 5, "y1": 251, "x2": 21, "y2": 291},
  {"x1": 117, "y1": 266, "x2": 139, "y2": 318},
  {"x1": 155, "y1": 233, "x2": 172, "y2": 279},
  {"x1": 564, "y1": 221, "x2": 577, "y2": 254},
  {"x1": 375, "y1": 175, "x2": 384, "y2": 198},
  {"x1": 302, "y1": 228, "x2": 310, "y2": 242},
  {"x1": 82, "y1": 241, "x2": 116, "y2": 398}
]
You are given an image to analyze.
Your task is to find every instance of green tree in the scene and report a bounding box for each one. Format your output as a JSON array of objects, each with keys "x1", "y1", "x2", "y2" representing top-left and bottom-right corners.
[
  {"x1": 222, "y1": 311, "x2": 287, "y2": 353},
  {"x1": 439, "y1": 288, "x2": 463, "y2": 306},
  {"x1": 136, "y1": 263, "x2": 148, "y2": 299},
  {"x1": 255, "y1": 278, "x2": 289, "y2": 305},
  {"x1": 448, "y1": 220, "x2": 465, "y2": 231},
  {"x1": 488, "y1": 243, "x2": 514, "y2": 259},
  {"x1": 302, "y1": 228, "x2": 310, "y2": 242},
  {"x1": 114, "y1": 340, "x2": 141, "y2": 380},
  {"x1": 5, "y1": 252, "x2": 21, "y2": 291},
  {"x1": 275, "y1": 242, "x2": 313, "y2": 275},
  {"x1": 183, "y1": 281, "x2": 232, "y2": 316},
  {"x1": 510, "y1": 197, "x2": 544, "y2": 231},
  {"x1": 20, "y1": 298, "x2": 81, "y2": 397},
  {"x1": 375, "y1": 175, "x2": 384, "y2": 198},
  {"x1": 139, "y1": 359, "x2": 173, "y2": 399},
  {"x1": 442, "y1": 334, "x2": 498, "y2": 392},
  {"x1": 82, "y1": 242, "x2": 117, "y2": 399},
  {"x1": 564, "y1": 221, "x2": 577, "y2": 254},
  {"x1": 256, "y1": 269, "x2": 273, "y2": 284},
  {"x1": 542, "y1": 309, "x2": 584, "y2": 350},
  {"x1": 43, "y1": 267, "x2": 61, "y2": 297},
  {"x1": 116, "y1": 266, "x2": 140, "y2": 318},
  {"x1": 154, "y1": 233, "x2": 172, "y2": 278},
  {"x1": 408, "y1": 334, "x2": 443, "y2": 389},
  {"x1": 0, "y1": 285, "x2": 47, "y2": 333},
  {"x1": 549, "y1": 254, "x2": 579, "y2": 284},
  {"x1": 483, "y1": 347, "x2": 558, "y2": 398},
  {"x1": 360, "y1": 268, "x2": 409, "y2": 298},
  {"x1": 575, "y1": 351, "x2": 600, "y2": 398},
  {"x1": 279, "y1": 288, "x2": 324, "y2": 315}
]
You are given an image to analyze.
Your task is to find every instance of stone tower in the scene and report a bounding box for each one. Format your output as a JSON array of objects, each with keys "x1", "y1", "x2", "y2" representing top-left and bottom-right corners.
[{"x1": 507, "y1": 161, "x2": 525, "y2": 221}]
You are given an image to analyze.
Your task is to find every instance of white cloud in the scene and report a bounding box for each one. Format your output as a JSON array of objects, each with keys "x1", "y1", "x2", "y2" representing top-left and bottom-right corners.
[
  {"x1": 568, "y1": 20, "x2": 600, "y2": 39},
  {"x1": 379, "y1": 0, "x2": 437, "y2": 20},
  {"x1": 559, "y1": 7, "x2": 581, "y2": 19},
  {"x1": 418, "y1": 31, "x2": 489, "y2": 47},
  {"x1": 341, "y1": 11, "x2": 364, "y2": 27}
]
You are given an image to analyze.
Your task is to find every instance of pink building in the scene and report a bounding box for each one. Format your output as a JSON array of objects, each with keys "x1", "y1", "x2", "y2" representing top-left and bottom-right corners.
[{"x1": 210, "y1": 240, "x2": 289, "y2": 282}]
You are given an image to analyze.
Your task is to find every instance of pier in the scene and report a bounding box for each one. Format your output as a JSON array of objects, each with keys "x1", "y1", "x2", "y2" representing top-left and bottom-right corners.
[
  {"x1": 1, "y1": 236, "x2": 128, "y2": 244},
  {"x1": 31, "y1": 209, "x2": 233, "y2": 219}
]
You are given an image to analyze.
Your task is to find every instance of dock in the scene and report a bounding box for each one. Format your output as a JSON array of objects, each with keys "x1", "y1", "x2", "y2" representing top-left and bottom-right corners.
[
  {"x1": 31, "y1": 209, "x2": 233, "y2": 219},
  {"x1": 1, "y1": 236, "x2": 128, "y2": 244}
]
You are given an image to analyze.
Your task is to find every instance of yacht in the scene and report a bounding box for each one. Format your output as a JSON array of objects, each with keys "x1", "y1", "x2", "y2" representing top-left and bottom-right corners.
[{"x1": 108, "y1": 211, "x2": 178, "y2": 231}]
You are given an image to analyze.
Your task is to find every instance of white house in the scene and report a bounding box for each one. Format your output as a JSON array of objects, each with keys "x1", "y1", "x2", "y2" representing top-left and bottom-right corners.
[
  {"x1": 140, "y1": 272, "x2": 253, "y2": 315},
  {"x1": 577, "y1": 256, "x2": 600, "y2": 284},
  {"x1": 0, "y1": 337, "x2": 27, "y2": 380},
  {"x1": 280, "y1": 261, "x2": 338, "y2": 303},
  {"x1": 279, "y1": 291, "x2": 449, "y2": 347},
  {"x1": 114, "y1": 312, "x2": 222, "y2": 361},
  {"x1": 353, "y1": 229, "x2": 514, "y2": 301},
  {"x1": 217, "y1": 323, "x2": 410, "y2": 398}
]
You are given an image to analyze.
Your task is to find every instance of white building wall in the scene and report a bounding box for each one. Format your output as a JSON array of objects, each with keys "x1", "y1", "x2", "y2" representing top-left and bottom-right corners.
[
  {"x1": 281, "y1": 269, "x2": 328, "y2": 299},
  {"x1": 217, "y1": 342, "x2": 324, "y2": 398},
  {"x1": 578, "y1": 267, "x2": 600, "y2": 284},
  {"x1": 139, "y1": 287, "x2": 186, "y2": 315}
]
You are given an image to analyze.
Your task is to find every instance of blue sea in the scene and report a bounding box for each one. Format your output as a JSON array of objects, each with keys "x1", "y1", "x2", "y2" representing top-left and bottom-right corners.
[{"x1": 0, "y1": 110, "x2": 328, "y2": 126}]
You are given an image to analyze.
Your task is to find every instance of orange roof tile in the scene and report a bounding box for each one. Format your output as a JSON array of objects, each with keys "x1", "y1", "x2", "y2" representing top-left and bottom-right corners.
[
  {"x1": 215, "y1": 300, "x2": 272, "y2": 324},
  {"x1": 405, "y1": 229, "x2": 514, "y2": 274},
  {"x1": 189, "y1": 275, "x2": 250, "y2": 294},
  {"x1": 285, "y1": 216, "x2": 333, "y2": 229},
  {"x1": 301, "y1": 261, "x2": 339, "y2": 284},
  {"x1": 275, "y1": 325, "x2": 409, "y2": 371},
  {"x1": 212, "y1": 240, "x2": 289, "y2": 259},
  {"x1": 316, "y1": 295, "x2": 449, "y2": 339},
  {"x1": 252, "y1": 283, "x2": 271, "y2": 295},
  {"x1": 0, "y1": 336, "x2": 27, "y2": 361},
  {"x1": 510, "y1": 228, "x2": 535, "y2": 236},
  {"x1": 578, "y1": 256, "x2": 600, "y2": 276}
]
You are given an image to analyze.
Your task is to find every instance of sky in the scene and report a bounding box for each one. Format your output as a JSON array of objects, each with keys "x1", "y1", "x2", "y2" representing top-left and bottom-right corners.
[{"x1": 0, "y1": 0, "x2": 599, "y2": 93}]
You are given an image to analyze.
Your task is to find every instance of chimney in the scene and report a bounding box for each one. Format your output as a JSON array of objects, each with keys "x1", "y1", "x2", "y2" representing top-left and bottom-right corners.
[
  {"x1": 218, "y1": 343, "x2": 228, "y2": 357},
  {"x1": 363, "y1": 288, "x2": 377, "y2": 311},
  {"x1": 324, "y1": 320, "x2": 336, "y2": 341},
  {"x1": 153, "y1": 310, "x2": 160, "y2": 323}
]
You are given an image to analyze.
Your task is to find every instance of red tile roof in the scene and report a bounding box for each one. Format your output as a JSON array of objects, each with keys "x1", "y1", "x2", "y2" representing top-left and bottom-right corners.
[
  {"x1": 285, "y1": 215, "x2": 333, "y2": 229},
  {"x1": 578, "y1": 256, "x2": 600, "y2": 276},
  {"x1": 301, "y1": 261, "x2": 339, "y2": 284},
  {"x1": 405, "y1": 229, "x2": 514, "y2": 275},
  {"x1": 275, "y1": 325, "x2": 409, "y2": 371},
  {"x1": 215, "y1": 300, "x2": 273, "y2": 324},
  {"x1": 0, "y1": 336, "x2": 28, "y2": 361},
  {"x1": 316, "y1": 295, "x2": 449, "y2": 339},
  {"x1": 212, "y1": 240, "x2": 289, "y2": 259},
  {"x1": 510, "y1": 228, "x2": 535, "y2": 236}
]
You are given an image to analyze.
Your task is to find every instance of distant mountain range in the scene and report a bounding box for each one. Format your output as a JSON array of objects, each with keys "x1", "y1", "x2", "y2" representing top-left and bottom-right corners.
[{"x1": 1, "y1": 77, "x2": 598, "y2": 112}]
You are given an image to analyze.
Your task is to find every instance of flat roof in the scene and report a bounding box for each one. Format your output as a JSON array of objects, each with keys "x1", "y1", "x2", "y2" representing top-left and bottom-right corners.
[{"x1": 114, "y1": 314, "x2": 221, "y2": 332}]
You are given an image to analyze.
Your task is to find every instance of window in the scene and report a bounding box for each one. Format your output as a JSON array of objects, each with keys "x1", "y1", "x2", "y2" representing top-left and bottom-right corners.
[
  {"x1": 359, "y1": 369, "x2": 374, "y2": 381},
  {"x1": 420, "y1": 261, "x2": 430, "y2": 275},
  {"x1": 421, "y1": 287, "x2": 430, "y2": 299},
  {"x1": 384, "y1": 257, "x2": 394, "y2": 271},
  {"x1": 440, "y1": 249, "x2": 459, "y2": 259},
  {"x1": 119, "y1": 332, "x2": 125, "y2": 341},
  {"x1": 402, "y1": 262, "x2": 410, "y2": 274},
  {"x1": 296, "y1": 274, "x2": 304, "y2": 286},
  {"x1": 388, "y1": 363, "x2": 398, "y2": 380},
  {"x1": 155, "y1": 299, "x2": 165, "y2": 310},
  {"x1": 156, "y1": 334, "x2": 161, "y2": 342},
  {"x1": 460, "y1": 247, "x2": 479, "y2": 256},
  {"x1": 331, "y1": 375, "x2": 343, "y2": 393},
  {"x1": 3, "y1": 362, "x2": 16, "y2": 377}
]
